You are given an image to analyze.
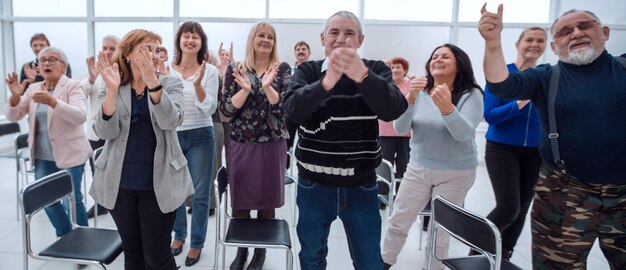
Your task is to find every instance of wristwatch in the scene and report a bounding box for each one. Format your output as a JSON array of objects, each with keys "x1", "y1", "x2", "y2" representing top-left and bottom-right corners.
[{"x1": 146, "y1": 84, "x2": 163, "y2": 93}]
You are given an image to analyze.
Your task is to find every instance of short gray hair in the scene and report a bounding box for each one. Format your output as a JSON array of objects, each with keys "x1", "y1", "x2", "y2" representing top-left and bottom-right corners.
[
  {"x1": 550, "y1": 9, "x2": 602, "y2": 35},
  {"x1": 322, "y1": 10, "x2": 363, "y2": 37},
  {"x1": 38, "y1": 46, "x2": 68, "y2": 64},
  {"x1": 102, "y1": 35, "x2": 120, "y2": 43}
]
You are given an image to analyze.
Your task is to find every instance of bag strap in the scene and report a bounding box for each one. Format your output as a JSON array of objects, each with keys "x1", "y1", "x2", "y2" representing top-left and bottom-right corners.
[{"x1": 547, "y1": 56, "x2": 626, "y2": 173}]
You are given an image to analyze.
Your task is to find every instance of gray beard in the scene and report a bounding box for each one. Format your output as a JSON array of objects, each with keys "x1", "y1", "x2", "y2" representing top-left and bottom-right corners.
[{"x1": 565, "y1": 47, "x2": 599, "y2": 65}]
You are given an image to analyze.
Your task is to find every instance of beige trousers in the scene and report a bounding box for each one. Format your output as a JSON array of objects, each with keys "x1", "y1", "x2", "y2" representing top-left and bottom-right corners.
[{"x1": 382, "y1": 161, "x2": 476, "y2": 270}]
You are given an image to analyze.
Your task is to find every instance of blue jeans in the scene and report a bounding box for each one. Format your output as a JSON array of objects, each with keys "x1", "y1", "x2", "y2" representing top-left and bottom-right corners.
[
  {"x1": 173, "y1": 126, "x2": 214, "y2": 249},
  {"x1": 34, "y1": 159, "x2": 88, "y2": 236},
  {"x1": 296, "y1": 177, "x2": 384, "y2": 270}
]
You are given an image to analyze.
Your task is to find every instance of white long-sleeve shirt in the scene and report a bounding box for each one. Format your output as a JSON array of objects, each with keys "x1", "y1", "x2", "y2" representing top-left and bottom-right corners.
[{"x1": 169, "y1": 63, "x2": 219, "y2": 131}]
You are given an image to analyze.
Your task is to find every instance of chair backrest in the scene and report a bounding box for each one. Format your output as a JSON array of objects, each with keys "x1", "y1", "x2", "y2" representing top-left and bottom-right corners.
[
  {"x1": 0, "y1": 122, "x2": 20, "y2": 136},
  {"x1": 375, "y1": 159, "x2": 394, "y2": 183},
  {"x1": 20, "y1": 170, "x2": 73, "y2": 216},
  {"x1": 15, "y1": 133, "x2": 29, "y2": 151},
  {"x1": 432, "y1": 196, "x2": 499, "y2": 255}
]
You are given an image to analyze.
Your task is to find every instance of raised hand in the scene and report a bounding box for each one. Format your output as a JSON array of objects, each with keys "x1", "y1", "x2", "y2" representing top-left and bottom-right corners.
[
  {"x1": 232, "y1": 68, "x2": 252, "y2": 93},
  {"x1": 23, "y1": 63, "x2": 38, "y2": 83},
  {"x1": 261, "y1": 62, "x2": 279, "y2": 91},
  {"x1": 86, "y1": 56, "x2": 99, "y2": 84},
  {"x1": 430, "y1": 83, "x2": 454, "y2": 114},
  {"x1": 193, "y1": 61, "x2": 207, "y2": 87},
  {"x1": 32, "y1": 87, "x2": 58, "y2": 108},
  {"x1": 229, "y1": 42, "x2": 234, "y2": 62},
  {"x1": 330, "y1": 47, "x2": 368, "y2": 83},
  {"x1": 97, "y1": 51, "x2": 121, "y2": 92},
  {"x1": 478, "y1": 3, "x2": 504, "y2": 42},
  {"x1": 133, "y1": 44, "x2": 160, "y2": 87},
  {"x1": 5, "y1": 72, "x2": 27, "y2": 97},
  {"x1": 321, "y1": 57, "x2": 343, "y2": 91},
  {"x1": 406, "y1": 75, "x2": 427, "y2": 104}
]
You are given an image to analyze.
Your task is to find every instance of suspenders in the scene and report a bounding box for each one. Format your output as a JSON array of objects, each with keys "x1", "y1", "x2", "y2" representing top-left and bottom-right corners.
[{"x1": 547, "y1": 56, "x2": 626, "y2": 172}]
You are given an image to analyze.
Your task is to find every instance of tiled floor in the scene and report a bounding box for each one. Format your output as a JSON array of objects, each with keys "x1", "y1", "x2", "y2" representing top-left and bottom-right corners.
[{"x1": 0, "y1": 155, "x2": 611, "y2": 270}]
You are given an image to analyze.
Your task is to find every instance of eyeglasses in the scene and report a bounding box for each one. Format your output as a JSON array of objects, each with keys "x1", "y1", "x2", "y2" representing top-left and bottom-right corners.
[
  {"x1": 554, "y1": 20, "x2": 598, "y2": 39},
  {"x1": 38, "y1": 58, "x2": 59, "y2": 65}
]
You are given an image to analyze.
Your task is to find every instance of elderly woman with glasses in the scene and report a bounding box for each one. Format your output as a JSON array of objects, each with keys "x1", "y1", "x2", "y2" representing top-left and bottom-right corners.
[
  {"x1": 5, "y1": 47, "x2": 92, "y2": 237},
  {"x1": 90, "y1": 29, "x2": 193, "y2": 270}
]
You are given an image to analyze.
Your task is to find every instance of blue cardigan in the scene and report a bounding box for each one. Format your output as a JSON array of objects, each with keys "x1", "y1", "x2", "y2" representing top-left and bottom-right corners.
[{"x1": 484, "y1": 63, "x2": 540, "y2": 147}]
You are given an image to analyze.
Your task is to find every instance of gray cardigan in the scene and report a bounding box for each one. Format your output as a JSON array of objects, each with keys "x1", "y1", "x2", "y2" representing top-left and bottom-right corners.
[
  {"x1": 90, "y1": 75, "x2": 194, "y2": 213},
  {"x1": 394, "y1": 89, "x2": 484, "y2": 170}
]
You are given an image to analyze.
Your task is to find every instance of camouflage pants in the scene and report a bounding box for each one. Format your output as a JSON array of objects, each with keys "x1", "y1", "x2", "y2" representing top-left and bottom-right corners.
[{"x1": 531, "y1": 164, "x2": 626, "y2": 270}]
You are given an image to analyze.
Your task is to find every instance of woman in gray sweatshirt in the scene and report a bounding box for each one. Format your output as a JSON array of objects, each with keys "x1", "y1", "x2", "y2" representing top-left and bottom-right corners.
[{"x1": 382, "y1": 44, "x2": 484, "y2": 270}]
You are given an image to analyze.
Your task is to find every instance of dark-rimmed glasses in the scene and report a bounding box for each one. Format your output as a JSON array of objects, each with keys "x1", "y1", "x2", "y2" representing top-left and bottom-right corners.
[
  {"x1": 554, "y1": 20, "x2": 598, "y2": 39},
  {"x1": 38, "y1": 58, "x2": 59, "y2": 65}
]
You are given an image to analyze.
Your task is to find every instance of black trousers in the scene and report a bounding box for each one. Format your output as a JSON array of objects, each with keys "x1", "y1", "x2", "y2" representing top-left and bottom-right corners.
[
  {"x1": 484, "y1": 140, "x2": 541, "y2": 251},
  {"x1": 379, "y1": 136, "x2": 410, "y2": 179},
  {"x1": 110, "y1": 189, "x2": 178, "y2": 270}
]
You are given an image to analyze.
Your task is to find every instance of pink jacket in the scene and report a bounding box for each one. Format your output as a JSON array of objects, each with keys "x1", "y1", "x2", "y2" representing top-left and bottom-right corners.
[
  {"x1": 5, "y1": 75, "x2": 92, "y2": 168},
  {"x1": 378, "y1": 79, "x2": 411, "y2": 137}
]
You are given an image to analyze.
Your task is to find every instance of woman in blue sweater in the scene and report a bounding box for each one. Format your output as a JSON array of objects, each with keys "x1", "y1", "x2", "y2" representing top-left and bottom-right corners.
[
  {"x1": 482, "y1": 27, "x2": 546, "y2": 260},
  {"x1": 382, "y1": 44, "x2": 484, "y2": 270}
]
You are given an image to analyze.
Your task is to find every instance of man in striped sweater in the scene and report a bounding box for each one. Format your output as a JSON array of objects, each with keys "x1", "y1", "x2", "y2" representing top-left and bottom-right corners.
[{"x1": 283, "y1": 10, "x2": 408, "y2": 270}]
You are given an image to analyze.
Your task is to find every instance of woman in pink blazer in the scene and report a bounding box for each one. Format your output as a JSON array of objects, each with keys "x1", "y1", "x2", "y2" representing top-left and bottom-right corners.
[{"x1": 5, "y1": 47, "x2": 92, "y2": 237}]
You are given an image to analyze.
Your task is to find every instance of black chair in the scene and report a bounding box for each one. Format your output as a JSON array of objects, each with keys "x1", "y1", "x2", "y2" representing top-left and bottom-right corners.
[
  {"x1": 19, "y1": 170, "x2": 123, "y2": 270},
  {"x1": 426, "y1": 196, "x2": 522, "y2": 270},
  {"x1": 1, "y1": 122, "x2": 21, "y2": 218},
  {"x1": 417, "y1": 202, "x2": 431, "y2": 250},
  {"x1": 91, "y1": 146, "x2": 104, "y2": 227},
  {"x1": 376, "y1": 159, "x2": 395, "y2": 216},
  {"x1": 15, "y1": 133, "x2": 35, "y2": 219},
  {"x1": 213, "y1": 166, "x2": 294, "y2": 270}
]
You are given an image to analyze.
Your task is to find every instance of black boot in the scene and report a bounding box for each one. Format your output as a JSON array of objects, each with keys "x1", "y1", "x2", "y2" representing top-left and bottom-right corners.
[
  {"x1": 246, "y1": 248, "x2": 266, "y2": 270},
  {"x1": 230, "y1": 248, "x2": 248, "y2": 270},
  {"x1": 502, "y1": 248, "x2": 513, "y2": 260}
]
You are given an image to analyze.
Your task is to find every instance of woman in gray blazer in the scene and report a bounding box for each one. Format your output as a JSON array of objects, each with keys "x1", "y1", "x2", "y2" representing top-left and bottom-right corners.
[{"x1": 90, "y1": 29, "x2": 193, "y2": 270}]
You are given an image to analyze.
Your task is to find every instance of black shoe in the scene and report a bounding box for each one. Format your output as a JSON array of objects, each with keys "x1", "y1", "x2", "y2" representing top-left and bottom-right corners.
[
  {"x1": 171, "y1": 240, "x2": 185, "y2": 256},
  {"x1": 209, "y1": 208, "x2": 215, "y2": 216},
  {"x1": 383, "y1": 262, "x2": 392, "y2": 270},
  {"x1": 230, "y1": 248, "x2": 248, "y2": 270},
  {"x1": 246, "y1": 249, "x2": 266, "y2": 270},
  {"x1": 379, "y1": 201, "x2": 387, "y2": 210},
  {"x1": 503, "y1": 248, "x2": 513, "y2": 260},
  {"x1": 87, "y1": 204, "x2": 108, "y2": 219},
  {"x1": 185, "y1": 249, "x2": 202, "y2": 266}
]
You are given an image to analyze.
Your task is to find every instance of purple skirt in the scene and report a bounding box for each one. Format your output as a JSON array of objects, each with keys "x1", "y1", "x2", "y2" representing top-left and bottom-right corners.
[{"x1": 226, "y1": 139, "x2": 286, "y2": 209}]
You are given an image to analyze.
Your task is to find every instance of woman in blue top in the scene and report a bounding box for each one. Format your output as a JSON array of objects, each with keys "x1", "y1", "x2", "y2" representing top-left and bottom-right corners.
[{"x1": 482, "y1": 27, "x2": 546, "y2": 260}]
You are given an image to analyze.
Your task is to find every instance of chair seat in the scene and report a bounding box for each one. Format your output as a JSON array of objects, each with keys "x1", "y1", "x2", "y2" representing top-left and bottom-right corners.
[
  {"x1": 442, "y1": 256, "x2": 523, "y2": 270},
  {"x1": 39, "y1": 227, "x2": 123, "y2": 265},
  {"x1": 225, "y1": 218, "x2": 291, "y2": 247}
]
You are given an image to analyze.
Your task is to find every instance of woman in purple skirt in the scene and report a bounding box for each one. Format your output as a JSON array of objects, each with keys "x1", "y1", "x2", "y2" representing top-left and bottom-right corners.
[{"x1": 219, "y1": 21, "x2": 291, "y2": 270}]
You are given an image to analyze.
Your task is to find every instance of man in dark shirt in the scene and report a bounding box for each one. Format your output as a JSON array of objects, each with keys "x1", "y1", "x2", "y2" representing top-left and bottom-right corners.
[
  {"x1": 20, "y1": 33, "x2": 72, "y2": 90},
  {"x1": 284, "y1": 11, "x2": 407, "y2": 270},
  {"x1": 479, "y1": 5, "x2": 626, "y2": 270}
]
